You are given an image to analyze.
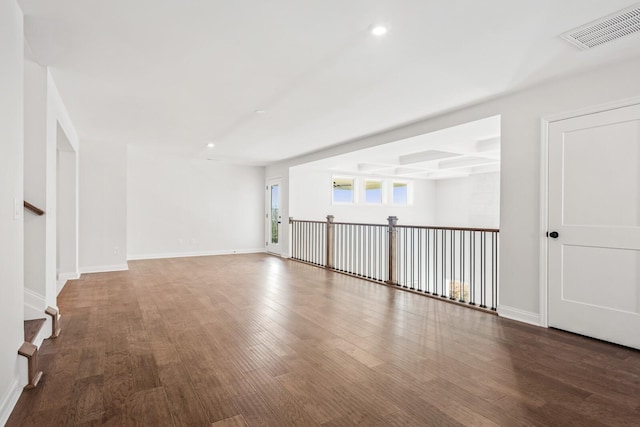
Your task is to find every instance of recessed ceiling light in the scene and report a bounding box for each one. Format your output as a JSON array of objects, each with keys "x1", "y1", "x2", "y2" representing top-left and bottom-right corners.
[
  {"x1": 207, "y1": 143, "x2": 215, "y2": 148},
  {"x1": 254, "y1": 109, "x2": 266, "y2": 114},
  {"x1": 371, "y1": 25, "x2": 388, "y2": 36}
]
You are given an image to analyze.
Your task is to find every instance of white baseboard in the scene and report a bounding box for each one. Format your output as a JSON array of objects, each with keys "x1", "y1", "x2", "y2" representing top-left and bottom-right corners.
[
  {"x1": 127, "y1": 248, "x2": 265, "y2": 261},
  {"x1": 497, "y1": 305, "x2": 543, "y2": 327},
  {"x1": 57, "y1": 271, "x2": 79, "y2": 295},
  {"x1": 24, "y1": 288, "x2": 46, "y2": 320},
  {"x1": 266, "y1": 250, "x2": 290, "y2": 258},
  {"x1": 0, "y1": 378, "x2": 21, "y2": 426},
  {"x1": 79, "y1": 263, "x2": 129, "y2": 274}
]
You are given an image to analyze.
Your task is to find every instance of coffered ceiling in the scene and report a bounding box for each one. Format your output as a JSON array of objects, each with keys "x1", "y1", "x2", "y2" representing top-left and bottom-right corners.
[{"x1": 297, "y1": 115, "x2": 500, "y2": 180}]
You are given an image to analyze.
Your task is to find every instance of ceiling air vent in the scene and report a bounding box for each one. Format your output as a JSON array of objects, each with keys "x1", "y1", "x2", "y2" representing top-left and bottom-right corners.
[{"x1": 561, "y1": 3, "x2": 640, "y2": 49}]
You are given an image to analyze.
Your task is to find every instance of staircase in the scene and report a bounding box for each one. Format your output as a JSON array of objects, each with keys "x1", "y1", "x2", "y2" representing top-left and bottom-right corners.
[
  {"x1": 18, "y1": 307, "x2": 61, "y2": 390},
  {"x1": 19, "y1": 201, "x2": 64, "y2": 389}
]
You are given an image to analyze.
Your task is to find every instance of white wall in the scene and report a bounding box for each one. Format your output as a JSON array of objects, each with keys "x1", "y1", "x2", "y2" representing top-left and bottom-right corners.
[
  {"x1": 56, "y1": 145, "x2": 78, "y2": 290},
  {"x1": 79, "y1": 139, "x2": 128, "y2": 272},
  {"x1": 0, "y1": 1, "x2": 24, "y2": 423},
  {"x1": 24, "y1": 58, "x2": 80, "y2": 310},
  {"x1": 23, "y1": 58, "x2": 48, "y2": 313},
  {"x1": 127, "y1": 146, "x2": 265, "y2": 259},
  {"x1": 289, "y1": 166, "x2": 500, "y2": 228},
  {"x1": 290, "y1": 167, "x2": 436, "y2": 226},
  {"x1": 45, "y1": 72, "x2": 79, "y2": 305},
  {"x1": 434, "y1": 172, "x2": 500, "y2": 228},
  {"x1": 267, "y1": 56, "x2": 640, "y2": 326}
]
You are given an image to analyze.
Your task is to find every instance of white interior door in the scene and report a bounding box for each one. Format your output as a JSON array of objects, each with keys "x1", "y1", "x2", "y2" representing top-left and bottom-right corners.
[
  {"x1": 266, "y1": 179, "x2": 282, "y2": 255},
  {"x1": 548, "y1": 103, "x2": 640, "y2": 349}
]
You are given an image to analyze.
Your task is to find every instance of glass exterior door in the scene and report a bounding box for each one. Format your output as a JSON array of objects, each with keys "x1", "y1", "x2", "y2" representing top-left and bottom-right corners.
[{"x1": 266, "y1": 179, "x2": 282, "y2": 254}]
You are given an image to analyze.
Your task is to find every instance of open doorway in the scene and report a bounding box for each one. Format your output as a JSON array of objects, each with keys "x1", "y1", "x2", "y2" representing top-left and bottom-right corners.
[
  {"x1": 289, "y1": 115, "x2": 501, "y2": 229},
  {"x1": 287, "y1": 116, "x2": 501, "y2": 310},
  {"x1": 56, "y1": 123, "x2": 78, "y2": 294},
  {"x1": 265, "y1": 178, "x2": 282, "y2": 255}
]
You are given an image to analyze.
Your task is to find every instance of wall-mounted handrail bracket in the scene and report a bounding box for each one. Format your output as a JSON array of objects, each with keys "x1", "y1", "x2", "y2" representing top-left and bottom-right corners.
[{"x1": 24, "y1": 201, "x2": 45, "y2": 216}]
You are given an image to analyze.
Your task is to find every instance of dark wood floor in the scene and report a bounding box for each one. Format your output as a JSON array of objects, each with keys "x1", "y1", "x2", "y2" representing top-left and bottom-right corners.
[{"x1": 8, "y1": 253, "x2": 640, "y2": 426}]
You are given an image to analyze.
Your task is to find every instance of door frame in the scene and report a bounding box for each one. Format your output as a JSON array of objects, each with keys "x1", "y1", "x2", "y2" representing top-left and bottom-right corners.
[
  {"x1": 539, "y1": 96, "x2": 640, "y2": 329},
  {"x1": 265, "y1": 177, "x2": 283, "y2": 255}
]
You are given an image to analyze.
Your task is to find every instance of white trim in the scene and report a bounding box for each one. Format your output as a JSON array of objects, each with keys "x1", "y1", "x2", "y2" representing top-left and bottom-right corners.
[
  {"x1": 24, "y1": 288, "x2": 45, "y2": 311},
  {"x1": 539, "y1": 118, "x2": 550, "y2": 328},
  {"x1": 266, "y1": 250, "x2": 290, "y2": 258},
  {"x1": 79, "y1": 263, "x2": 129, "y2": 274},
  {"x1": 24, "y1": 288, "x2": 46, "y2": 321},
  {"x1": 539, "y1": 96, "x2": 640, "y2": 330},
  {"x1": 127, "y1": 248, "x2": 265, "y2": 261},
  {"x1": 24, "y1": 289, "x2": 51, "y2": 336},
  {"x1": 57, "y1": 271, "x2": 79, "y2": 295},
  {"x1": 497, "y1": 305, "x2": 542, "y2": 327},
  {"x1": 0, "y1": 378, "x2": 21, "y2": 427},
  {"x1": 544, "y1": 96, "x2": 640, "y2": 123},
  {"x1": 57, "y1": 271, "x2": 79, "y2": 281}
]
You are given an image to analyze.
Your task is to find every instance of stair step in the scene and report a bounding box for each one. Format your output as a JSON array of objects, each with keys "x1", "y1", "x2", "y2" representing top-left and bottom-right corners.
[
  {"x1": 18, "y1": 342, "x2": 43, "y2": 390},
  {"x1": 19, "y1": 309, "x2": 61, "y2": 390},
  {"x1": 24, "y1": 318, "x2": 46, "y2": 344}
]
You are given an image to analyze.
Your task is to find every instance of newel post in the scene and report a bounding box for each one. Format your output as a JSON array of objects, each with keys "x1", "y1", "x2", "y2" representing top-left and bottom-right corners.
[
  {"x1": 326, "y1": 215, "x2": 335, "y2": 269},
  {"x1": 386, "y1": 216, "x2": 398, "y2": 285},
  {"x1": 288, "y1": 217, "x2": 294, "y2": 258}
]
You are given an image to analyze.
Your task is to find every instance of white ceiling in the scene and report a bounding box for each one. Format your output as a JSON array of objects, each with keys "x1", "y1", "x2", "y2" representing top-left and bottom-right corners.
[
  {"x1": 19, "y1": 0, "x2": 640, "y2": 165},
  {"x1": 295, "y1": 115, "x2": 501, "y2": 180}
]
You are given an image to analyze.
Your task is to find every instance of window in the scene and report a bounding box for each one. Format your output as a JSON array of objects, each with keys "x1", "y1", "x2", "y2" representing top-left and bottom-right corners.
[
  {"x1": 364, "y1": 180, "x2": 382, "y2": 204},
  {"x1": 333, "y1": 177, "x2": 354, "y2": 203},
  {"x1": 393, "y1": 182, "x2": 408, "y2": 205},
  {"x1": 330, "y1": 177, "x2": 412, "y2": 205}
]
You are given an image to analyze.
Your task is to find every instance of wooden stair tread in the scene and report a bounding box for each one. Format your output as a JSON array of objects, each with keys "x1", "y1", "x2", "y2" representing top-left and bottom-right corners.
[
  {"x1": 18, "y1": 342, "x2": 37, "y2": 357},
  {"x1": 19, "y1": 313, "x2": 54, "y2": 391},
  {"x1": 24, "y1": 318, "x2": 46, "y2": 344},
  {"x1": 17, "y1": 341, "x2": 43, "y2": 390}
]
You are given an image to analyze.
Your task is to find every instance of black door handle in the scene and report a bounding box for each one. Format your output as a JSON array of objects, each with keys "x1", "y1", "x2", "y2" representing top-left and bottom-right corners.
[{"x1": 547, "y1": 231, "x2": 559, "y2": 238}]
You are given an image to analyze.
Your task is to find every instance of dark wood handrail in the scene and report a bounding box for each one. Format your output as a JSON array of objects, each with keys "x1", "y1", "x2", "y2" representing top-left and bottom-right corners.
[
  {"x1": 290, "y1": 218, "x2": 498, "y2": 233},
  {"x1": 290, "y1": 218, "x2": 386, "y2": 227},
  {"x1": 332, "y1": 221, "x2": 388, "y2": 227},
  {"x1": 395, "y1": 224, "x2": 499, "y2": 233},
  {"x1": 24, "y1": 201, "x2": 45, "y2": 216}
]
